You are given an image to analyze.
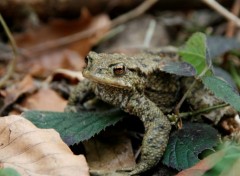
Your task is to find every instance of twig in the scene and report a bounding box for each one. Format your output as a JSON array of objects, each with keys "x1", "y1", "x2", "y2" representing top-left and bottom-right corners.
[
  {"x1": 0, "y1": 14, "x2": 18, "y2": 88},
  {"x1": 226, "y1": 0, "x2": 240, "y2": 37},
  {"x1": 202, "y1": 0, "x2": 240, "y2": 27},
  {"x1": 111, "y1": 0, "x2": 159, "y2": 28}
]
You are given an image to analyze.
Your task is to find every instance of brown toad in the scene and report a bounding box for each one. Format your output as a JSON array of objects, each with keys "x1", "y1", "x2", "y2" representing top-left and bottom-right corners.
[{"x1": 66, "y1": 50, "x2": 235, "y2": 175}]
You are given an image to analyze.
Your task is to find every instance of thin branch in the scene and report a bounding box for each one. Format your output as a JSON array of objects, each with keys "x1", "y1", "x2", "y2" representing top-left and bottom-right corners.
[
  {"x1": 111, "y1": 0, "x2": 159, "y2": 28},
  {"x1": 0, "y1": 13, "x2": 18, "y2": 88},
  {"x1": 202, "y1": 0, "x2": 240, "y2": 27}
]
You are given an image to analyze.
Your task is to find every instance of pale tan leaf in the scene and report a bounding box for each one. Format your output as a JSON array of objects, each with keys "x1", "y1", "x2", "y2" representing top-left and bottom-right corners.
[{"x1": 0, "y1": 115, "x2": 89, "y2": 176}]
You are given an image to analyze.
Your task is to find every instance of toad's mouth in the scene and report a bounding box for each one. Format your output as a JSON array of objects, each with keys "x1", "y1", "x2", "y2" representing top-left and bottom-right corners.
[{"x1": 83, "y1": 70, "x2": 131, "y2": 90}]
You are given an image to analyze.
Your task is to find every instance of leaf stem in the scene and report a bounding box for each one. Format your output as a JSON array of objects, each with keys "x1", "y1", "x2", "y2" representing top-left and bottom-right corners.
[
  {"x1": 0, "y1": 13, "x2": 18, "y2": 88},
  {"x1": 179, "y1": 103, "x2": 229, "y2": 118}
]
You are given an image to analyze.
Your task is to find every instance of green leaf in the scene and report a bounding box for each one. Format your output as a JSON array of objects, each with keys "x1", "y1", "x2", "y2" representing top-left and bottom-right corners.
[
  {"x1": 162, "y1": 122, "x2": 219, "y2": 171},
  {"x1": 0, "y1": 168, "x2": 21, "y2": 176},
  {"x1": 161, "y1": 61, "x2": 196, "y2": 76},
  {"x1": 22, "y1": 109, "x2": 126, "y2": 145},
  {"x1": 179, "y1": 32, "x2": 212, "y2": 76},
  {"x1": 202, "y1": 76, "x2": 240, "y2": 112}
]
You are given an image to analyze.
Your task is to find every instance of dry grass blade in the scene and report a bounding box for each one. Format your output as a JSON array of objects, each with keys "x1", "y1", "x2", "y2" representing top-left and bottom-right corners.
[{"x1": 0, "y1": 14, "x2": 18, "y2": 88}]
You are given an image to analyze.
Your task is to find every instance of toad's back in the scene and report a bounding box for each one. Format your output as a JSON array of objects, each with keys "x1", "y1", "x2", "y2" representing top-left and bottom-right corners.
[
  {"x1": 143, "y1": 70, "x2": 180, "y2": 113},
  {"x1": 131, "y1": 52, "x2": 181, "y2": 112}
]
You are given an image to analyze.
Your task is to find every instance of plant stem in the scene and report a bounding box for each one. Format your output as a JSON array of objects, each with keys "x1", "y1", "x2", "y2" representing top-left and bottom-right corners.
[
  {"x1": 0, "y1": 13, "x2": 18, "y2": 88},
  {"x1": 179, "y1": 103, "x2": 229, "y2": 118},
  {"x1": 175, "y1": 67, "x2": 211, "y2": 115}
]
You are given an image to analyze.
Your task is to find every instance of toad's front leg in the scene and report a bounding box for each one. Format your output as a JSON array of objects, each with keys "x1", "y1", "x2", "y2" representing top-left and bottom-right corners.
[
  {"x1": 124, "y1": 94, "x2": 171, "y2": 175},
  {"x1": 65, "y1": 79, "x2": 94, "y2": 112}
]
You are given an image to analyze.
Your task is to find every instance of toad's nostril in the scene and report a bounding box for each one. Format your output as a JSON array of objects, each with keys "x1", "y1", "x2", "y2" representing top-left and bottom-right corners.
[{"x1": 97, "y1": 68, "x2": 103, "y2": 73}]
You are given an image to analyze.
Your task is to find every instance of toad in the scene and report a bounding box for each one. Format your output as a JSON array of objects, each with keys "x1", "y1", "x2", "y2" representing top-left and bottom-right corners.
[{"x1": 66, "y1": 49, "x2": 235, "y2": 175}]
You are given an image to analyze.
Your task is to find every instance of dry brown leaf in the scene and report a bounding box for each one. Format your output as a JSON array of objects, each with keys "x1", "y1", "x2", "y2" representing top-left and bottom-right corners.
[
  {"x1": 84, "y1": 134, "x2": 135, "y2": 172},
  {"x1": 15, "y1": 10, "x2": 110, "y2": 78},
  {"x1": 0, "y1": 75, "x2": 36, "y2": 113},
  {"x1": 0, "y1": 115, "x2": 89, "y2": 176},
  {"x1": 21, "y1": 88, "x2": 67, "y2": 112}
]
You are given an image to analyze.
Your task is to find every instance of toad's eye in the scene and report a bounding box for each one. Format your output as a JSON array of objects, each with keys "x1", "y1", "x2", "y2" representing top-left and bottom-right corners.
[{"x1": 113, "y1": 64, "x2": 126, "y2": 76}]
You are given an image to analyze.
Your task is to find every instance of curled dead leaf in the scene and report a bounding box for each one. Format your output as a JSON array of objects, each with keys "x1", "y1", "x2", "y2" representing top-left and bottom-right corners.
[
  {"x1": 0, "y1": 115, "x2": 89, "y2": 176},
  {"x1": 50, "y1": 69, "x2": 85, "y2": 84},
  {"x1": 0, "y1": 75, "x2": 36, "y2": 114}
]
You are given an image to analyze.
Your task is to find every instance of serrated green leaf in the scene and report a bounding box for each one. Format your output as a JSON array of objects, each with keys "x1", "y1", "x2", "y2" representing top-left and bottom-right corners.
[
  {"x1": 0, "y1": 168, "x2": 21, "y2": 176},
  {"x1": 179, "y1": 32, "x2": 212, "y2": 76},
  {"x1": 22, "y1": 109, "x2": 126, "y2": 145},
  {"x1": 162, "y1": 123, "x2": 219, "y2": 171},
  {"x1": 161, "y1": 61, "x2": 196, "y2": 76},
  {"x1": 202, "y1": 76, "x2": 240, "y2": 112}
]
